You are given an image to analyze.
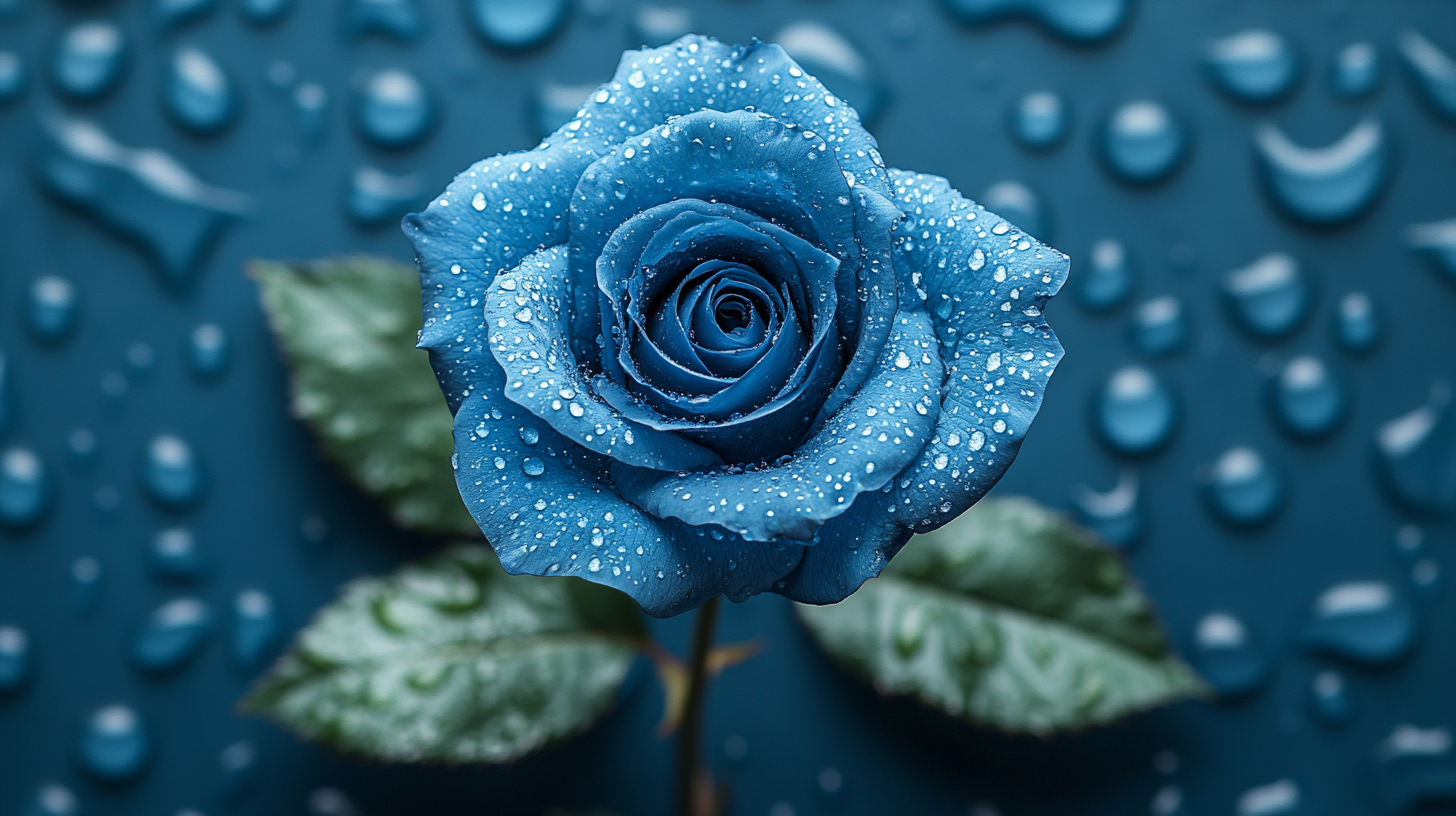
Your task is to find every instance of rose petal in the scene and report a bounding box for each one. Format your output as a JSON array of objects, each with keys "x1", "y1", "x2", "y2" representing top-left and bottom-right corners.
[{"x1": 772, "y1": 489, "x2": 912, "y2": 604}]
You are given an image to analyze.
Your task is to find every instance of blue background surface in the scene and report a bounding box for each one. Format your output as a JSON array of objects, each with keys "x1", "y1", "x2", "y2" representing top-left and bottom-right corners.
[{"x1": 1, "y1": 0, "x2": 1454, "y2": 814}]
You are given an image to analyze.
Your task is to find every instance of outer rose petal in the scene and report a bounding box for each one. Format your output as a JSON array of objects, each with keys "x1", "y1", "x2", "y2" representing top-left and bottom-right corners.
[
  {"x1": 888, "y1": 171, "x2": 1069, "y2": 532},
  {"x1": 773, "y1": 488, "x2": 912, "y2": 604}
]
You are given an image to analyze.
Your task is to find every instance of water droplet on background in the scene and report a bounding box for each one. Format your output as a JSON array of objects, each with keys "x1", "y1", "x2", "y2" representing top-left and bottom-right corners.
[
  {"x1": 1077, "y1": 238, "x2": 1134, "y2": 312},
  {"x1": 219, "y1": 740, "x2": 259, "y2": 800},
  {"x1": 1333, "y1": 291, "x2": 1382, "y2": 355},
  {"x1": 77, "y1": 704, "x2": 151, "y2": 783},
  {"x1": 71, "y1": 557, "x2": 103, "y2": 612},
  {"x1": 1374, "y1": 384, "x2": 1456, "y2": 517},
  {"x1": 0, "y1": 624, "x2": 32, "y2": 696},
  {"x1": 20, "y1": 783, "x2": 79, "y2": 816},
  {"x1": 1397, "y1": 30, "x2": 1456, "y2": 124},
  {"x1": 308, "y1": 786, "x2": 364, "y2": 816},
  {"x1": 142, "y1": 434, "x2": 205, "y2": 511},
  {"x1": 0, "y1": 50, "x2": 27, "y2": 105},
  {"x1": 1129, "y1": 295, "x2": 1189, "y2": 358},
  {"x1": 344, "y1": 0, "x2": 424, "y2": 41},
  {"x1": 1307, "y1": 670, "x2": 1351, "y2": 726},
  {"x1": 1236, "y1": 779, "x2": 1299, "y2": 816},
  {"x1": 1372, "y1": 724, "x2": 1456, "y2": 814},
  {"x1": 154, "y1": 0, "x2": 218, "y2": 30},
  {"x1": 1099, "y1": 100, "x2": 1189, "y2": 185},
  {"x1": 1192, "y1": 611, "x2": 1269, "y2": 698},
  {"x1": 1268, "y1": 355, "x2": 1347, "y2": 442},
  {"x1": 353, "y1": 68, "x2": 434, "y2": 149},
  {"x1": 1009, "y1": 90, "x2": 1069, "y2": 151},
  {"x1": 164, "y1": 47, "x2": 238, "y2": 135},
  {"x1": 1332, "y1": 41, "x2": 1381, "y2": 100},
  {"x1": 774, "y1": 22, "x2": 886, "y2": 126},
  {"x1": 939, "y1": 0, "x2": 1132, "y2": 44},
  {"x1": 469, "y1": 0, "x2": 570, "y2": 50},
  {"x1": 293, "y1": 82, "x2": 330, "y2": 142},
  {"x1": 150, "y1": 527, "x2": 209, "y2": 582},
  {"x1": 239, "y1": 0, "x2": 291, "y2": 26},
  {"x1": 1201, "y1": 446, "x2": 1284, "y2": 529},
  {"x1": 26, "y1": 276, "x2": 79, "y2": 345},
  {"x1": 67, "y1": 428, "x2": 99, "y2": 465},
  {"x1": 52, "y1": 21, "x2": 126, "y2": 101},
  {"x1": 232, "y1": 589, "x2": 279, "y2": 670},
  {"x1": 1406, "y1": 218, "x2": 1456, "y2": 286},
  {"x1": 1221, "y1": 253, "x2": 1310, "y2": 341},
  {"x1": 0, "y1": 447, "x2": 50, "y2": 530},
  {"x1": 1253, "y1": 118, "x2": 1388, "y2": 226},
  {"x1": 187, "y1": 323, "x2": 231, "y2": 382},
  {"x1": 1204, "y1": 29, "x2": 1300, "y2": 105},
  {"x1": 631, "y1": 5, "x2": 692, "y2": 48},
  {"x1": 346, "y1": 166, "x2": 424, "y2": 228},
  {"x1": 1071, "y1": 468, "x2": 1142, "y2": 547},
  {"x1": 980, "y1": 181, "x2": 1051, "y2": 242},
  {"x1": 530, "y1": 79, "x2": 596, "y2": 139},
  {"x1": 132, "y1": 597, "x2": 212, "y2": 674},
  {"x1": 1094, "y1": 366, "x2": 1177, "y2": 456},
  {"x1": 1303, "y1": 581, "x2": 1417, "y2": 666}
]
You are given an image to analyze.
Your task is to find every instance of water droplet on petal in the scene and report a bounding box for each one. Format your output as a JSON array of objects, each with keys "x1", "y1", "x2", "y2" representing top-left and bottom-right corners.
[
  {"x1": 1222, "y1": 253, "x2": 1311, "y2": 341},
  {"x1": 233, "y1": 589, "x2": 279, "y2": 670},
  {"x1": 1077, "y1": 238, "x2": 1134, "y2": 312},
  {"x1": 344, "y1": 0, "x2": 424, "y2": 41},
  {"x1": 775, "y1": 22, "x2": 887, "y2": 126},
  {"x1": 469, "y1": 0, "x2": 570, "y2": 50},
  {"x1": 131, "y1": 597, "x2": 212, "y2": 674},
  {"x1": 1099, "y1": 100, "x2": 1189, "y2": 185},
  {"x1": 0, "y1": 50, "x2": 28, "y2": 105},
  {"x1": 521, "y1": 457, "x2": 545, "y2": 476},
  {"x1": 1094, "y1": 366, "x2": 1177, "y2": 456},
  {"x1": 1268, "y1": 355, "x2": 1346, "y2": 442},
  {"x1": 27, "y1": 276, "x2": 79, "y2": 345},
  {"x1": 0, "y1": 447, "x2": 50, "y2": 530},
  {"x1": 1253, "y1": 118, "x2": 1388, "y2": 225},
  {"x1": 165, "y1": 47, "x2": 238, "y2": 135},
  {"x1": 1333, "y1": 291, "x2": 1382, "y2": 355},
  {"x1": 1192, "y1": 611, "x2": 1269, "y2": 698},
  {"x1": 1407, "y1": 218, "x2": 1456, "y2": 286},
  {"x1": 631, "y1": 5, "x2": 692, "y2": 48},
  {"x1": 142, "y1": 434, "x2": 205, "y2": 511},
  {"x1": 980, "y1": 181, "x2": 1051, "y2": 242},
  {"x1": 1201, "y1": 446, "x2": 1284, "y2": 529},
  {"x1": 1303, "y1": 581, "x2": 1417, "y2": 667},
  {"x1": 77, "y1": 704, "x2": 151, "y2": 783},
  {"x1": 1332, "y1": 41, "x2": 1381, "y2": 100},
  {"x1": 353, "y1": 68, "x2": 434, "y2": 149},
  {"x1": 1009, "y1": 90, "x2": 1069, "y2": 151},
  {"x1": 1204, "y1": 29, "x2": 1300, "y2": 104},
  {"x1": 52, "y1": 21, "x2": 126, "y2": 101},
  {"x1": 346, "y1": 166, "x2": 424, "y2": 228},
  {"x1": 0, "y1": 624, "x2": 32, "y2": 696},
  {"x1": 1071, "y1": 468, "x2": 1142, "y2": 548},
  {"x1": 1374, "y1": 384, "x2": 1456, "y2": 517},
  {"x1": 1129, "y1": 295, "x2": 1189, "y2": 358},
  {"x1": 1397, "y1": 30, "x2": 1456, "y2": 124}
]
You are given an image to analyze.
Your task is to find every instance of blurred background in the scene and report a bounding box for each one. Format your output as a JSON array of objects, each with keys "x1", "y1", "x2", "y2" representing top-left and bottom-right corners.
[{"x1": 1, "y1": 0, "x2": 1454, "y2": 814}]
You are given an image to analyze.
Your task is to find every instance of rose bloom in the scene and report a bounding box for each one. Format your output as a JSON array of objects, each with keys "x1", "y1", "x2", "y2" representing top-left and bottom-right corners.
[{"x1": 405, "y1": 36, "x2": 1067, "y2": 617}]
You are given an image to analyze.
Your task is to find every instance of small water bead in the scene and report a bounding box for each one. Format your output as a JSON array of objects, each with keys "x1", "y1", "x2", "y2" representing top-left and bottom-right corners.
[
  {"x1": 293, "y1": 82, "x2": 329, "y2": 142},
  {"x1": 1406, "y1": 218, "x2": 1456, "y2": 286},
  {"x1": 1397, "y1": 30, "x2": 1456, "y2": 123},
  {"x1": 519, "y1": 426, "x2": 540, "y2": 446},
  {"x1": 27, "y1": 276, "x2": 79, "y2": 345},
  {"x1": 219, "y1": 740, "x2": 259, "y2": 799},
  {"x1": 1332, "y1": 42, "x2": 1381, "y2": 100},
  {"x1": 531, "y1": 79, "x2": 596, "y2": 139},
  {"x1": 1374, "y1": 384, "x2": 1456, "y2": 516},
  {"x1": 1303, "y1": 581, "x2": 1417, "y2": 667},
  {"x1": 53, "y1": 21, "x2": 126, "y2": 101},
  {"x1": 344, "y1": 0, "x2": 424, "y2": 41},
  {"x1": 632, "y1": 5, "x2": 692, "y2": 48},
  {"x1": 1192, "y1": 611, "x2": 1269, "y2": 698},
  {"x1": 1221, "y1": 253, "x2": 1310, "y2": 341},
  {"x1": 232, "y1": 589, "x2": 279, "y2": 669},
  {"x1": 353, "y1": 69, "x2": 434, "y2": 149},
  {"x1": 132, "y1": 597, "x2": 212, "y2": 674},
  {"x1": 154, "y1": 0, "x2": 218, "y2": 30},
  {"x1": 1236, "y1": 779, "x2": 1300, "y2": 816},
  {"x1": 239, "y1": 0, "x2": 291, "y2": 26},
  {"x1": 1333, "y1": 291, "x2": 1382, "y2": 355},
  {"x1": 20, "y1": 784, "x2": 80, "y2": 816},
  {"x1": 164, "y1": 47, "x2": 237, "y2": 135},
  {"x1": 0, "y1": 50, "x2": 26, "y2": 105},
  {"x1": 1307, "y1": 670, "x2": 1351, "y2": 726},
  {"x1": 71, "y1": 557, "x2": 103, "y2": 611},
  {"x1": 1268, "y1": 355, "x2": 1346, "y2": 442},
  {"x1": 1071, "y1": 469, "x2": 1142, "y2": 548},
  {"x1": 142, "y1": 434, "x2": 205, "y2": 511},
  {"x1": 1201, "y1": 446, "x2": 1283, "y2": 529},
  {"x1": 1204, "y1": 29, "x2": 1300, "y2": 105},
  {"x1": 1129, "y1": 295, "x2": 1189, "y2": 358},
  {"x1": 0, "y1": 625, "x2": 32, "y2": 695},
  {"x1": 774, "y1": 22, "x2": 887, "y2": 126},
  {"x1": 150, "y1": 527, "x2": 208, "y2": 582},
  {"x1": 309, "y1": 787, "x2": 364, "y2": 816},
  {"x1": 77, "y1": 704, "x2": 151, "y2": 783},
  {"x1": 1098, "y1": 100, "x2": 1188, "y2": 185},
  {"x1": 938, "y1": 0, "x2": 1132, "y2": 44},
  {"x1": 1372, "y1": 724, "x2": 1456, "y2": 814},
  {"x1": 1009, "y1": 91, "x2": 1069, "y2": 151},
  {"x1": 1253, "y1": 118, "x2": 1388, "y2": 226},
  {"x1": 1077, "y1": 238, "x2": 1134, "y2": 312},
  {"x1": 188, "y1": 323, "x2": 230, "y2": 382},
  {"x1": 469, "y1": 0, "x2": 569, "y2": 50},
  {"x1": 979, "y1": 181, "x2": 1050, "y2": 242},
  {"x1": 0, "y1": 447, "x2": 50, "y2": 530},
  {"x1": 521, "y1": 456, "x2": 545, "y2": 477},
  {"x1": 346, "y1": 166, "x2": 424, "y2": 228},
  {"x1": 1094, "y1": 367, "x2": 1177, "y2": 456}
]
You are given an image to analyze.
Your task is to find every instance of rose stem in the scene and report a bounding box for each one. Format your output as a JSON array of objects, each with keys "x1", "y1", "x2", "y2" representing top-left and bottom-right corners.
[{"x1": 674, "y1": 593, "x2": 722, "y2": 816}]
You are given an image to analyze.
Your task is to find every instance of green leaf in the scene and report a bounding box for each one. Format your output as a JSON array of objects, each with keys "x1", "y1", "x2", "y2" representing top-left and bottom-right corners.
[
  {"x1": 796, "y1": 497, "x2": 1206, "y2": 735},
  {"x1": 252, "y1": 256, "x2": 478, "y2": 537},
  {"x1": 245, "y1": 545, "x2": 646, "y2": 763}
]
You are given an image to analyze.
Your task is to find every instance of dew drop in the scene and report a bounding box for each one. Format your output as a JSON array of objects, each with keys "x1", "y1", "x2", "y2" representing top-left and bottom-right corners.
[
  {"x1": 77, "y1": 704, "x2": 151, "y2": 783},
  {"x1": 1333, "y1": 291, "x2": 1382, "y2": 355},
  {"x1": 21, "y1": 784, "x2": 78, "y2": 816},
  {"x1": 343, "y1": 0, "x2": 424, "y2": 41},
  {"x1": 142, "y1": 434, "x2": 205, "y2": 511},
  {"x1": 153, "y1": 0, "x2": 218, "y2": 29},
  {"x1": 293, "y1": 81, "x2": 330, "y2": 142},
  {"x1": 1307, "y1": 670, "x2": 1351, "y2": 727},
  {"x1": 1406, "y1": 218, "x2": 1456, "y2": 286},
  {"x1": 71, "y1": 557, "x2": 103, "y2": 612},
  {"x1": 521, "y1": 456, "x2": 545, "y2": 476},
  {"x1": 187, "y1": 323, "x2": 231, "y2": 382},
  {"x1": 774, "y1": 22, "x2": 887, "y2": 126},
  {"x1": 0, "y1": 624, "x2": 32, "y2": 696},
  {"x1": 1221, "y1": 253, "x2": 1310, "y2": 341},
  {"x1": 219, "y1": 740, "x2": 259, "y2": 800},
  {"x1": 1268, "y1": 355, "x2": 1346, "y2": 442},
  {"x1": 519, "y1": 426, "x2": 540, "y2": 446},
  {"x1": 164, "y1": 47, "x2": 237, "y2": 135},
  {"x1": 1129, "y1": 295, "x2": 1189, "y2": 358},
  {"x1": 0, "y1": 447, "x2": 50, "y2": 530},
  {"x1": 1332, "y1": 41, "x2": 1381, "y2": 100},
  {"x1": 1094, "y1": 366, "x2": 1177, "y2": 456},
  {"x1": 1009, "y1": 90, "x2": 1069, "y2": 151},
  {"x1": 52, "y1": 21, "x2": 126, "y2": 101},
  {"x1": 980, "y1": 181, "x2": 1051, "y2": 242},
  {"x1": 1236, "y1": 779, "x2": 1299, "y2": 816},
  {"x1": 1374, "y1": 384, "x2": 1456, "y2": 517},
  {"x1": 469, "y1": 0, "x2": 570, "y2": 50},
  {"x1": 0, "y1": 50, "x2": 27, "y2": 105},
  {"x1": 353, "y1": 68, "x2": 434, "y2": 149},
  {"x1": 1253, "y1": 118, "x2": 1388, "y2": 226},
  {"x1": 233, "y1": 589, "x2": 279, "y2": 670},
  {"x1": 1077, "y1": 238, "x2": 1134, "y2": 313},
  {"x1": 1204, "y1": 29, "x2": 1300, "y2": 104},
  {"x1": 239, "y1": 0, "x2": 292, "y2": 26},
  {"x1": 27, "y1": 276, "x2": 79, "y2": 345},
  {"x1": 1192, "y1": 611, "x2": 1269, "y2": 698},
  {"x1": 1397, "y1": 30, "x2": 1456, "y2": 124},
  {"x1": 1303, "y1": 582, "x2": 1417, "y2": 667},
  {"x1": 1071, "y1": 468, "x2": 1142, "y2": 548},
  {"x1": 1098, "y1": 100, "x2": 1188, "y2": 185},
  {"x1": 131, "y1": 597, "x2": 212, "y2": 674},
  {"x1": 149, "y1": 527, "x2": 209, "y2": 582},
  {"x1": 347, "y1": 166, "x2": 424, "y2": 228},
  {"x1": 1201, "y1": 446, "x2": 1284, "y2": 529},
  {"x1": 1372, "y1": 724, "x2": 1456, "y2": 814},
  {"x1": 939, "y1": 0, "x2": 1131, "y2": 44}
]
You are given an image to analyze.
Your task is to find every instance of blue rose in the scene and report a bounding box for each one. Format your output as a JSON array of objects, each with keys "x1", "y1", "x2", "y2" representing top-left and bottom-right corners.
[{"x1": 404, "y1": 36, "x2": 1068, "y2": 617}]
